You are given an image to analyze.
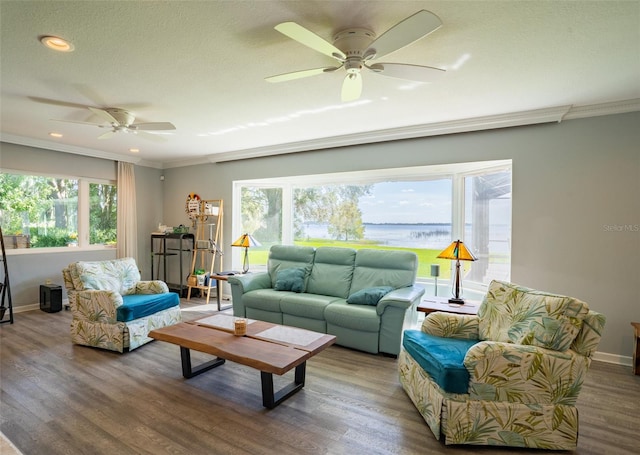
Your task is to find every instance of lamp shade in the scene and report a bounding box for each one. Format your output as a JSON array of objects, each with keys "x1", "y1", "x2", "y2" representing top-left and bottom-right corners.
[
  {"x1": 437, "y1": 240, "x2": 477, "y2": 261},
  {"x1": 231, "y1": 233, "x2": 261, "y2": 248}
]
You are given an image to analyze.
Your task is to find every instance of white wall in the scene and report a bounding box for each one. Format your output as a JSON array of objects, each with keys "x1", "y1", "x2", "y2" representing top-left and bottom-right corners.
[
  {"x1": 161, "y1": 112, "x2": 640, "y2": 361},
  {"x1": 2, "y1": 112, "x2": 638, "y2": 361}
]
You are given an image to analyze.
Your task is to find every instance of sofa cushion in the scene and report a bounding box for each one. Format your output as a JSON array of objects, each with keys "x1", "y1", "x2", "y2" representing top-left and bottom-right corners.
[
  {"x1": 403, "y1": 329, "x2": 478, "y2": 394},
  {"x1": 347, "y1": 286, "x2": 394, "y2": 305},
  {"x1": 280, "y1": 293, "x2": 340, "y2": 320},
  {"x1": 479, "y1": 280, "x2": 589, "y2": 351},
  {"x1": 349, "y1": 249, "x2": 417, "y2": 296},
  {"x1": 117, "y1": 292, "x2": 179, "y2": 322},
  {"x1": 306, "y1": 247, "x2": 356, "y2": 298},
  {"x1": 267, "y1": 245, "x2": 315, "y2": 289},
  {"x1": 274, "y1": 267, "x2": 306, "y2": 292},
  {"x1": 244, "y1": 289, "x2": 284, "y2": 313},
  {"x1": 324, "y1": 301, "x2": 380, "y2": 332}
]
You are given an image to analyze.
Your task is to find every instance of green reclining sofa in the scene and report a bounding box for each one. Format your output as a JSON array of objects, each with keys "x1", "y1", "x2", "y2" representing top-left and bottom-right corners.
[{"x1": 228, "y1": 245, "x2": 424, "y2": 356}]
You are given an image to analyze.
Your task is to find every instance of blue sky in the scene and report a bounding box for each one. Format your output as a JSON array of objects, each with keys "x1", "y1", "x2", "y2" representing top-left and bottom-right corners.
[{"x1": 359, "y1": 180, "x2": 453, "y2": 224}]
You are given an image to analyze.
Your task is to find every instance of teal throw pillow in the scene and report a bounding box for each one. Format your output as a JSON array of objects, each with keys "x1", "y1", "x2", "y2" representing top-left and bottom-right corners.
[
  {"x1": 274, "y1": 267, "x2": 306, "y2": 293},
  {"x1": 347, "y1": 286, "x2": 394, "y2": 305}
]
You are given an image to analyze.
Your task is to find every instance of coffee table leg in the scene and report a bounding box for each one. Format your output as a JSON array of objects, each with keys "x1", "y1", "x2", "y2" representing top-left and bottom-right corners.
[
  {"x1": 261, "y1": 361, "x2": 306, "y2": 409},
  {"x1": 180, "y1": 347, "x2": 225, "y2": 379}
]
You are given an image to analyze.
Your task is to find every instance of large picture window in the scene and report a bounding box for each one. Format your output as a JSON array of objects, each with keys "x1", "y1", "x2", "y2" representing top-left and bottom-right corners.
[
  {"x1": 233, "y1": 160, "x2": 511, "y2": 290},
  {"x1": 0, "y1": 171, "x2": 116, "y2": 250}
]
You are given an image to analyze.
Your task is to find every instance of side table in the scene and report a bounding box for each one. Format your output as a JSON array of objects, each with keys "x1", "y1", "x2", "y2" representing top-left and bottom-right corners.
[
  {"x1": 417, "y1": 296, "x2": 481, "y2": 316},
  {"x1": 195, "y1": 273, "x2": 239, "y2": 312}
]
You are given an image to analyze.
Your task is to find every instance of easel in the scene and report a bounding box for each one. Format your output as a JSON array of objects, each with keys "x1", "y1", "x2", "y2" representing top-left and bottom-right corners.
[
  {"x1": 0, "y1": 227, "x2": 14, "y2": 324},
  {"x1": 187, "y1": 199, "x2": 223, "y2": 304}
]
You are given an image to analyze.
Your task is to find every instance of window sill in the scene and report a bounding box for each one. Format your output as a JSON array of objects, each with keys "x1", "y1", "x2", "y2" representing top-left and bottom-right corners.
[{"x1": 3, "y1": 245, "x2": 117, "y2": 255}]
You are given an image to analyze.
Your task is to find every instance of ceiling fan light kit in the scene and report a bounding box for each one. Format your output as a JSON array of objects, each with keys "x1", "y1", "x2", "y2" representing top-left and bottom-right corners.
[{"x1": 266, "y1": 10, "x2": 446, "y2": 102}]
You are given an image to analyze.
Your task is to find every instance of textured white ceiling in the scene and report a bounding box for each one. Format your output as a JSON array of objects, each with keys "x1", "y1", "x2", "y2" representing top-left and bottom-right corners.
[{"x1": 1, "y1": 1, "x2": 639, "y2": 167}]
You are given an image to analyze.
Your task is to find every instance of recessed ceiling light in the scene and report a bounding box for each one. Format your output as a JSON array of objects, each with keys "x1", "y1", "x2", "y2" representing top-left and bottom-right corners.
[
  {"x1": 129, "y1": 148, "x2": 140, "y2": 153},
  {"x1": 39, "y1": 35, "x2": 74, "y2": 52},
  {"x1": 49, "y1": 132, "x2": 63, "y2": 138}
]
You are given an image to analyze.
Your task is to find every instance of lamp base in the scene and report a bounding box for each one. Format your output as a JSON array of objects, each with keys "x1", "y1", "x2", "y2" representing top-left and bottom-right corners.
[{"x1": 448, "y1": 298, "x2": 465, "y2": 305}]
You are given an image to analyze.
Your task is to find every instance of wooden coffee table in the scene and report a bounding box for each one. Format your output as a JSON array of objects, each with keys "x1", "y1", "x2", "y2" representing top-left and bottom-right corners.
[{"x1": 149, "y1": 314, "x2": 336, "y2": 408}]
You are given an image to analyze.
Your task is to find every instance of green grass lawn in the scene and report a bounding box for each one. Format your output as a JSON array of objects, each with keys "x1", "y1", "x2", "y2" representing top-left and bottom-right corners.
[{"x1": 247, "y1": 238, "x2": 453, "y2": 278}]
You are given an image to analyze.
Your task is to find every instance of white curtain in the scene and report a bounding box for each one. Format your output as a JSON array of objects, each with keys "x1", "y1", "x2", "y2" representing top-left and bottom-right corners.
[{"x1": 117, "y1": 162, "x2": 138, "y2": 261}]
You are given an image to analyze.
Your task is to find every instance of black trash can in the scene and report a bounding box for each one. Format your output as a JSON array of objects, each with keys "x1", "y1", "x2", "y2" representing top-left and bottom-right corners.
[{"x1": 40, "y1": 284, "x2": 62, "y2": 313}]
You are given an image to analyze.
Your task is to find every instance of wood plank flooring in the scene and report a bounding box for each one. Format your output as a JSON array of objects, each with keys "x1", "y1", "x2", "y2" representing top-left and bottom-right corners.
[{"x1": 1, "y1": 301, "x2": 639, "y2": 455}]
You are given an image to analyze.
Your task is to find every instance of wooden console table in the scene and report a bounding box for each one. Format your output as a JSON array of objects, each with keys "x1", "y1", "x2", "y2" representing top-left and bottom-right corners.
[{"x1": 417, "y1": 296, "x2": 481, "y2": 316}]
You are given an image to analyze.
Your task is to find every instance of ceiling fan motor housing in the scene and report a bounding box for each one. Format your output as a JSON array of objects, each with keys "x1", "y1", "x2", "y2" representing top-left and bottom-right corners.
[
  {"x1": 333, "y1": 28, "x2": 376, "y2": 73},
  {"x1": 103, "y1": 108, "x2": 135, "y2": 127}
]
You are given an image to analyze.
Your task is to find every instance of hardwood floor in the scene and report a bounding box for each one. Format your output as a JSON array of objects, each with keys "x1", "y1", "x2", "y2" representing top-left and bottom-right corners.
[{"x1": 1, "y1": 301, "x2": 639, "y2": 455}]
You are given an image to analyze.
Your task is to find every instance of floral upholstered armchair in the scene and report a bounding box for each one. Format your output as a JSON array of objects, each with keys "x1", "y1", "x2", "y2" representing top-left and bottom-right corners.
[
  {"x1": 399, "y1": 280, "x2": 606, "y2": 450},
  {"x1": 62, "y1": 257, "x2": 181, "y2": 353}
]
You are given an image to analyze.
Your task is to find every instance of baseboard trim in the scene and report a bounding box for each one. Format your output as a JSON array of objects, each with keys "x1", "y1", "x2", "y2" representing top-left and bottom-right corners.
[
  {"x1": 592, "y1": 351, "x2": 632, "y2": 367},
  {"x1": 8, "y1": 301, "x2": 635, "y2": 370},
  {"x1": 12, "y1": 303, "x2": 40, "y2": 313}
]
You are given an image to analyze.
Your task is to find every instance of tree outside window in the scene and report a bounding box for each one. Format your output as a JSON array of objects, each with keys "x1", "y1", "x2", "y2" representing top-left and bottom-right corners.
[{"x1": 0, "y1": 172, "x2": 116, "y2": 249}]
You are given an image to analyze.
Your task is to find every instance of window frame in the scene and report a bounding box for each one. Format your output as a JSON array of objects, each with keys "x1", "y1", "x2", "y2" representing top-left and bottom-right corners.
[
  {"x1": 0, "y1": 168, "x2": 117, "y2": 255},
  {"x1": 232, "y1": 160, "x2": 511, "y2": 293}
]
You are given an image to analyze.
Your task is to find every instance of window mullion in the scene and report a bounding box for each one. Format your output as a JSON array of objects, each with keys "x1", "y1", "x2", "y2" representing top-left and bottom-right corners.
[
  {"x1": 281, "y1": 184, "x2": 293, "y2": 244},
  {"x1": 78, "y1": 180, "x2": 89, "y2": 247},
  {"x1": 451, "y1": 174, "x2": 465, "y2": 240}
]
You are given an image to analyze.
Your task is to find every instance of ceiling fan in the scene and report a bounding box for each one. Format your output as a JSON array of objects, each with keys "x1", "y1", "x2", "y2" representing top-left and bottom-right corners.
[
  {"x1": 53, "y1": 107, "x2": 176, "y2": 141},
  {"x1": 265, "y1": 10, "x2": 446, "y2": 102}
]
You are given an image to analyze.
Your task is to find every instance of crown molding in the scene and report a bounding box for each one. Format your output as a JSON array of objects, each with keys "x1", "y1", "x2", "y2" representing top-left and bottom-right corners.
[
  {"x1": 562, "y1": 98, "x2": 640, "y2": 120},
  {"x1": 208, "y1": 104, "x2": 573, "y2": 163},
  {"x1": 208, "y1": 99, "x2": 640, "y2": 163},
  {"x1": 0, "y1": 133, "x2": 143, "y2": 165},
  {"x1": 3, "y1": 99, "x2": 638, "y2": 168}
]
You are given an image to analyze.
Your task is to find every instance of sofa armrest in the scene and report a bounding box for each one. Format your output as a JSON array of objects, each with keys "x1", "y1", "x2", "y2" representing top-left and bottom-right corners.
[
  {"x1": 465, "y1": 340, "x2": 589, "y2": 405},
  {"x1": 228, "y1": 272, "x2": 271, "y2": 293},
  {"x1": 135, "y1": 280, "x2": 169, "y2": 294},
  {"x1": 228, "y1": 272, "x2": 272, "y2": 317},
  {"x1": 377, "y1": 285, "x2": 425, "y2": 315},
  {"x1": 72, "y1": 289, "x2": 123, "y2": 323},
  {"x1": 422, "y1": 312, "x2": 480, "y2": 340}
]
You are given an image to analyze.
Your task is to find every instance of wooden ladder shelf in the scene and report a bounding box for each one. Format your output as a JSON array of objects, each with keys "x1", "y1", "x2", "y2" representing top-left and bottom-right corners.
[{"x1": 186, "y1": 199, "x2": 223, "y2": 304}]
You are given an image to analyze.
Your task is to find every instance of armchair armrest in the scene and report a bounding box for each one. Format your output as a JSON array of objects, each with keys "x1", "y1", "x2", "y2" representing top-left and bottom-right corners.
[
  {"x1": 73, "y1": 289, "x2": 123, "y2": 323},
  {"x1": 377, "y1": 285, "x2": 425, "y2": 315},
  {"x1": 422, "y1": 312, "x2": 479, "y2": 340},
  {"x1": 465, "y1": 340, "x2": 589, "y2": 405},
  {"x1": 135, "y1": 280, "x2": 169, "y2": 294}
]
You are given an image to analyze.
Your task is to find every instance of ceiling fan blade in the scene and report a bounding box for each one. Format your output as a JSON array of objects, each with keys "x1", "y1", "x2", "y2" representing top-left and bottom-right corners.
[
  {"x1": 88, "y1": 107, "x2": 119, "y2": 125},
  {"x1": 265, "y1": 67, "x2": 339, "y2": 83},
  {"x1": 29, "y1": 96, "x2": 92, "y2": 110},
  {"x1": 366, "y1": 10, "x2": 442, "y2": 60},
  {"x1": 275, "y1": 22, "x2": 346, "y2": 60},
  {"x1": 370, "y1": 63, "x2": 446, "y2": 82},
  {"x1": 136, "y1": 130, "x2": 169, "y2": 142},
  {"x1": 341, "y1": 73, "x2": 362, "y2": 102},
  {"x1": 97, "y1": 131, "x2": 115, "y2": 140},
  {"x1": 51, "y1": 118, "x2": 104, "y2": 127},
  {"x1": 131, "y1": 122, "x2": 176, "y2": 131}
]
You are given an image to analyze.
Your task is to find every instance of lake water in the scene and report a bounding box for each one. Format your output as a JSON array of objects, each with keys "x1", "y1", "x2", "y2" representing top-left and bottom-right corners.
[
  {"x1": 301, "y1": 223, "x2": 510, "y2": 252},
  {"x1": 302, "y1": 223, "x2": 451, "y2": 249}
]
